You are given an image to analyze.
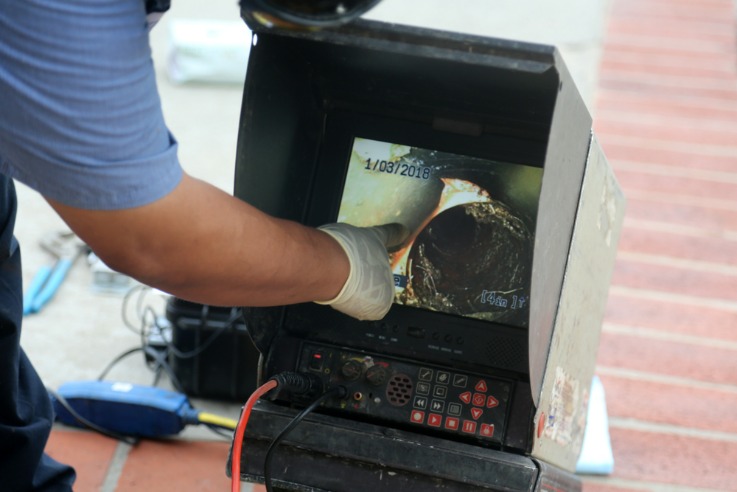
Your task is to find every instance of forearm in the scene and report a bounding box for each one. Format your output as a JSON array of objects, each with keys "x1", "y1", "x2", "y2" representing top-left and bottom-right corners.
[{"x1": 46, "y1": 173, "x2": 349, "y2": 307}]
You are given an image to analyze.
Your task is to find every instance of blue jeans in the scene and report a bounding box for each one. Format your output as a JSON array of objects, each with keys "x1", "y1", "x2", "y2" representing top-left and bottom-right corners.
[{"x1": 0, "y1": 174, "x2": 76, "y2": 491}]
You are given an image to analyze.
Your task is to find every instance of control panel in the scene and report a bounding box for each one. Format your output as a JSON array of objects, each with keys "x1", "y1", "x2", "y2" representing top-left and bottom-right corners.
[{"x1": 296, "y1": 342, "x2": 513, "y2": 445}]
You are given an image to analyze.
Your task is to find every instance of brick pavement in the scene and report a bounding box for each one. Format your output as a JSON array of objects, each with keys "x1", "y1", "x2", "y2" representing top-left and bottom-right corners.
[{"x1": 584, "y1": 0, "x2": 737, "y2": 490}]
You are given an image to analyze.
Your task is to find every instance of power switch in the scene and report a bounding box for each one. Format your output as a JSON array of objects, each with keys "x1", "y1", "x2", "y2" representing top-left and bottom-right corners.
[{"x1": 308, "y1": 351, "x2": 325, "y2": 372}]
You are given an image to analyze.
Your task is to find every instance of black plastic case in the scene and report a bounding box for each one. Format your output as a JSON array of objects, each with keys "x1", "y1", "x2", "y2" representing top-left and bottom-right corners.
[{"x1": 166, "y1": 297, "x2": 260, "y2": 401}]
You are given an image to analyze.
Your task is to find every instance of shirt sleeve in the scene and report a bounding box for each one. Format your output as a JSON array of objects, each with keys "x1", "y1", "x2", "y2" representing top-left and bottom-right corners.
[{"x1": 0, "y1": 0, "x2": 183, "y2": 210}]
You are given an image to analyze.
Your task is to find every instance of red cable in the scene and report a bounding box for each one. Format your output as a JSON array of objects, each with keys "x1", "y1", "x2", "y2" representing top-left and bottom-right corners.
[{"x1": 231, "y1": 379, "x2": 278, "y2": 492}]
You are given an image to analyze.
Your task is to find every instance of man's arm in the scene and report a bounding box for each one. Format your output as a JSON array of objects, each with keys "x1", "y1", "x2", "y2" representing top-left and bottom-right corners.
[{"x1": 47, "y1": 173, "x2": 350, "y2": 307}]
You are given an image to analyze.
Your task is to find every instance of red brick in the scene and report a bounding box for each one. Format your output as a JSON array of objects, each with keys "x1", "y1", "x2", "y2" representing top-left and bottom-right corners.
[
  {"x1": 621, "y1": 196, "x2": 737, "y2": 231},
  {"x1": 600, "y1": 138, "x2": 737, "y2": 173},
  {"x1": 602, "y1": 47, "x2": 737, "y2": 70},
  {"x1": 598, "y1": 115, "x2": 737, "y2": 148},
  {"x1": 604, "y1": 22, "x2": 735, "y2": 46},
  {"x1": 598, "y1": 119, "x2": 737, "y2": 147},
  {"x1": 46, "y1": 428, "x2": 118, "y2": 492},
  {"x1": 600, "y1": 55, "x2": 736, "y2": 80},
  {"x1": 599, "y1": 74, "x2": 737, "y2": 101},
  {"x1": 594, "y1": 0, "x2": 737, "y2": 490},
  {"x1": 606, "y1": 17, "x2": 736, "y2": 41},
  {"x1": 613, "y1": 168, "x2": 737, "y2": 202},
  {"x1": 598, "y1": 373, "x2": 737, "y2": 434},
  {"x1": 611, "y1": 0, "x2": 734, "y2": 24},
  {"x1": 597, "y1": 331, "x2": 737, "y2": 386},
  {"x1": 611, "y1": 259, "x2": 737, "y2": 300},
  {"x1": 607, "y1": 427, "x2": 737, "y2": 490},
  {"x1": 602, "y1": 40, "x2": 735, "y2": 63},
  {"x1": 604, "y1": 30, "x2": 734, "y2": 56},
  {"x1": 605, "y1": 289, "x2": 737, "y2": 341},
  {"x1": 582, "y1": 482, "x2": 642, "y2": 492},
  {"x1": 115, "y1": 440, "x2": 232, "y2": 492},
  {"x1": 617, "y1": 225, "x2": 737, "y2": 266},
  {"x1": 597, "y1": 91, "x2": 737, "y2": 129}
]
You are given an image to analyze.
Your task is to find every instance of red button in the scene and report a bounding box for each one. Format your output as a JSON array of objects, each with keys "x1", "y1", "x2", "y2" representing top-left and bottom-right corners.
[
  {"x1": 462, "y1": 420, "x2": 477, "y2": 434},
  {"x1": 480, "y1": 424, "x2": 495, "y2": 438},
  {"x1": 445, "y1": 417, "x2": 459, "y2": 430},
  {"x1": 471, "y1": 408, "x2": 483, "y2": 420},
  {"x1": 472, "y1": 393, "x2": 485, "y2": 407},
  {"x1": 428, "y1": 413, "x2": 442, "y2": 427},
  {"x1": 459, "y1": 391, "x2": 472, "y2": 404},
  {"x1": 475, "y1": 380, "x2": 488, "y2": 393},
  {"x1": 486, "y1": 395, "x2": 499, "y2": 408},
  {"x1": 410, "y1": 410, "x2": 425, "y2": 424}
]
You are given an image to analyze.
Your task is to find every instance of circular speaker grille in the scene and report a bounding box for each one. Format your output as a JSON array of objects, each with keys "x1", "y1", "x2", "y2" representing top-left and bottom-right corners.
[{"x1": 386, "y1": 374, "x2": 413, "y2": 406}]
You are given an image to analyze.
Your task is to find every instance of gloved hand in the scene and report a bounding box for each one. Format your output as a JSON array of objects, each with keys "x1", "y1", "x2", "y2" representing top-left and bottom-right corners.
[{"x1": 316, "y1": 223, "x2": 409, "y2": 321}]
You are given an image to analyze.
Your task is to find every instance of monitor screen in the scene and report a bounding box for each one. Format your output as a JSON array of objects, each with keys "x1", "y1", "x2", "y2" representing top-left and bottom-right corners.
[{"x1": 337, "y1": 137, "x2": 542, "y2": 328}]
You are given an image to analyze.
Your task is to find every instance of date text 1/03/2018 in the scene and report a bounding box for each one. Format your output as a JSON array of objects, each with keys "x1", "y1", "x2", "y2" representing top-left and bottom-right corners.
[{"x1": 365, "y1": 158, "x2": 431, "y2": 180}]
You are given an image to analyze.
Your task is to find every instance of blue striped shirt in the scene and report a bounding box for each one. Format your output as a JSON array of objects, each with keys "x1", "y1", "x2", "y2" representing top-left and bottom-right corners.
[{"x1": 0, "y1": 0, "x2": 182, "y2": 210}]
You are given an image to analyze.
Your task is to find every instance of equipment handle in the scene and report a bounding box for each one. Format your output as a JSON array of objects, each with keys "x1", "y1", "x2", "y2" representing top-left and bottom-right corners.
[
  {"x1": 30, "y1": 259, "x2": 73, "y2": 313},
  {"x1": 23, "y1": 265, "x2": 53, "y2": 315}
]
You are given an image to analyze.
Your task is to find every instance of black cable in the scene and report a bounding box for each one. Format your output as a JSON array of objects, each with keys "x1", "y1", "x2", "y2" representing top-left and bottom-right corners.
[
  {"x1": 122, "y1": 290, "x2": 243, "y2": 368},
  {"x1": 263, "y1": 386, "x2": 345, "y2": 492},
  {"x1": 97, "y1": 347, "x2": 143, "y2": 381},
  {"x1": 142, "y1": 345, "x2": 184, "y2": 393},
  {"x1": 166, "y1": 307, "x2": 242, "y2": 360},
  {"x1": 47, "y1": 387, "x2": 139, "y2": 445},
  {"x1": 205, "y1": 424, "x2": 234, "y2": 440},
  {"x1": 107, "y1": 293, "x2": 244, "y2": 413},
  {"x1": 120, "y1": 285, "x2": 149, "y2": 334}
]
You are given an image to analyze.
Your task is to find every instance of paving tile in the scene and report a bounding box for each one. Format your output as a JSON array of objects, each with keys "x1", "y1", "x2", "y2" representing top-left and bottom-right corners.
[
  {"x1": 582, "y1": 482, "x2": 641, "y2": 492},
  {"x1": 596, "y1": 92, "x2": 737, "y2": 127},
  {"x1": 613, "y1": 169, "x2": 737, "y2": 204},
  {"x1": 617, "y1": 226, "x2": 737, "y2": 267},
  {"x1": 602, "y1": 36, "x2": 736, "y2": 59},
  {"x1": 604, "y1": 291, "x2": 737, "y2": 341},
  {"x1": 598, "y1": 373, "x2": 737, "y2": 434},
  {"x1": 588, "y1": 0, "x2": 737, "y2": 490},
  {"x1": 618, "y1": 197, "x2": 737, "y2": 231},
  {"x1": 607, "y1": 427, "x2": 737, "y2": 490},
  {"x1": 46, "y1": 428, "x2": 119, "y2": 492},
  {"x1": 600, "y1": 136, "x2": 737, "y2": 173},
  {"x1": 599, "y1": 76, "x2": 737, "y2": 101},
  {"x1": 611, "y1": 258, "x2": 737, "y2": 300},
  {"x1": 600, "y1": 54, "x2": 736, "y2": 81},
  {"x1": 605, "y1": 17, "x2": 736, "y2": 42},
  {"x1": 597, "y1": 331, "x2": 737, "y2": 386},
  {"x1": 598, "y1": 120, "x2": 737, "y2": 148},
  {"x1": 598, "y1": 115, "x2": 737, "y2": 143},
  {"x1": 115, "y1": 439, "x2": 232, "y2": 492},
  {"x1": 611, "y1": 0, "x2": 733, "y2": 23}
]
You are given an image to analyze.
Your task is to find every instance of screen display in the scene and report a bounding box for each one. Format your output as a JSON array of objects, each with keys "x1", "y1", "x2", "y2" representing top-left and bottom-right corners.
[{"x1": 337, "y1": 138, "x2": 542, "y2": 328}]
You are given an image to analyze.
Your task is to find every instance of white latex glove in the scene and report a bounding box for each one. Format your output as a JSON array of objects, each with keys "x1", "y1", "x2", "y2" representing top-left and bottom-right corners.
[{"x1": 316, "y1": 223, "x2": 409, "y2": 321}]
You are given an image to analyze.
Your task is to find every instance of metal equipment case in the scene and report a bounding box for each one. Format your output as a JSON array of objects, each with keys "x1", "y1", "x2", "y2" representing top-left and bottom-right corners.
[{"x1": 230, "y1": 14, "x2": 624, "y2": 492}]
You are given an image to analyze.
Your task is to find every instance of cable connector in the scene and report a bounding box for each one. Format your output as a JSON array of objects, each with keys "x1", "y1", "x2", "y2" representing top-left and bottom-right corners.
[{"x1": 266, "y1": 372, "x2": 325, "y2": 401}]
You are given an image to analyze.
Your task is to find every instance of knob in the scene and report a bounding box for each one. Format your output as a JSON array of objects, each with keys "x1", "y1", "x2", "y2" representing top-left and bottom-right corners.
[
  {"x1": 365, "y1": 365, "x2": 388, "y2": 386},
  {"x1": 340, "y1": 360, "x2": 363, "y2": 381}
]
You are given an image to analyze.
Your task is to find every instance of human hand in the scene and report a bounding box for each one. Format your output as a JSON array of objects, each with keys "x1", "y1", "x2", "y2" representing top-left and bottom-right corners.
[{"x1": 316, "y1": 223, "x2": 409, "y2": 320}]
